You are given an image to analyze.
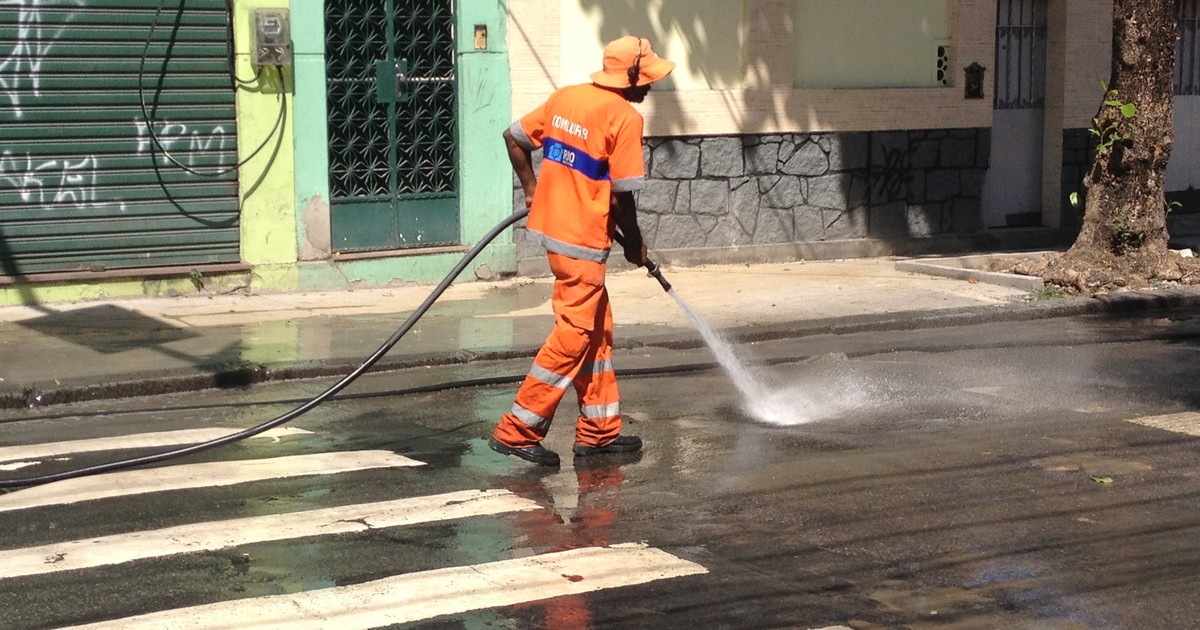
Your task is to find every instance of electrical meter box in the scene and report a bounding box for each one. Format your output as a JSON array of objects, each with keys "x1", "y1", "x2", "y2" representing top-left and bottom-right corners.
[{"x1": 251, "y1": 8, "x2": 293, "y2": 66}]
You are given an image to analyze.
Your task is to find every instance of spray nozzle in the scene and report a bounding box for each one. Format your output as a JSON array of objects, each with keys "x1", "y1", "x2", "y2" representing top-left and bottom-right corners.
[
  {"x1": 644, "y1": 259, "x2": 672, "y2": 293},
  {"x1": 612, "y1": 230, "x2": 671, "y2": 292}
]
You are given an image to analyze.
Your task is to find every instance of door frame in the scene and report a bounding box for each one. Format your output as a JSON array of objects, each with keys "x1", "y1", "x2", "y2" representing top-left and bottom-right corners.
[{"x1": 288, "y1": 0, "x2": 516, "y2": 285}]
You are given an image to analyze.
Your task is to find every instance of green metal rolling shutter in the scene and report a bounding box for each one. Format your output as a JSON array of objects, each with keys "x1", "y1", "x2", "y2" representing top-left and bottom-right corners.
[{"x1": 0, "y1": 0, "x2": 240, "y2": 276}]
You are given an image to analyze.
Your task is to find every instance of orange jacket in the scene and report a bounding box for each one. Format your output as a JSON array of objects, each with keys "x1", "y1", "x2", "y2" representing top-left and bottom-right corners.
[{"x1": 511, "y1": 83, "x2": 646, "y2": 262}]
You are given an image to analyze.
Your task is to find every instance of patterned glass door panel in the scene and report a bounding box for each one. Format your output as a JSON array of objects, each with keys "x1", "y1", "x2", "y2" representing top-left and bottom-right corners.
[{"x1": 325, "y1": 0, "x2": 459, "y2": 251}]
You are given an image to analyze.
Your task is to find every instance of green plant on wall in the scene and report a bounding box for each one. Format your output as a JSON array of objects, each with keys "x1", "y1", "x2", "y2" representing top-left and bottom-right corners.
[{"x1": 1090, "y1": 81, "x2": 1138, "y2": 157}]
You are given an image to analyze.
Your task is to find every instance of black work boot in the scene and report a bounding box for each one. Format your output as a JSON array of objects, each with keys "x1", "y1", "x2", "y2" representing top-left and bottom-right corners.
[
  {"x1": 572, "y1": 435, "x2": 643, "y2": 457},
  {"x1": 489, "y1": 437, "x2": 561, "y2": 467}
]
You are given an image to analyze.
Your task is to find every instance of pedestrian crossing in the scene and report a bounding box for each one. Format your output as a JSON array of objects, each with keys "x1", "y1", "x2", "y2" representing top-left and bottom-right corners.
[
  {"x1": 0, "y1": 450, "x2": 424, "y2": 513},
  {"x1": 62, "y1": 544, "x2": 705, "y2": 629},
  {"x1": 0, "y1": 426, "x2": 708, "y2": 628},
  {"x1": 0, "y1": 427, "x2": 311, "y2": 472},
  {"x1": 0, "y1": 427, "x2": 313, "y2": 466},
  {"x1": 0, "y1": 489, "x2": 540, "y2": 580}
]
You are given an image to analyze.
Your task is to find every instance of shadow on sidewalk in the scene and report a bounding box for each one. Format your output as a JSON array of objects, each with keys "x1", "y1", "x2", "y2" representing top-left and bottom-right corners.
[{"x1": 16, "y1": 304, "x2": 198, "y2": 354}]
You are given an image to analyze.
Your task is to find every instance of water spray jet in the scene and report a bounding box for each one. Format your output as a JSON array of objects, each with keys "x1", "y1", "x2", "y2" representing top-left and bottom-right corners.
[{"x1": 635, "y1": 255, "x2": 818, "y2": 426}]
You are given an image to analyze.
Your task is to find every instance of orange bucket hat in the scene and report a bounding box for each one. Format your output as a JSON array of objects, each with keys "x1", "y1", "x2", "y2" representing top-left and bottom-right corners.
[{"x1": 590, "y1": 36, "x2": 676, "y2": 88}]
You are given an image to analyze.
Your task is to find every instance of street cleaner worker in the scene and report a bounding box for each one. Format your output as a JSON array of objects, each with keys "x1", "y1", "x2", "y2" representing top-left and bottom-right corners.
[{"x1": 489, "y1": 36, "x2": 676, "y2": 467}]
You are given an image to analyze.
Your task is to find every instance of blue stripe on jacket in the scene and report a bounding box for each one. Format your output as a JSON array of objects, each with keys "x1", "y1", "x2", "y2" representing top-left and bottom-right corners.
[{"x1": 543, "y1": 138, "x2": 609, "y2": 181}]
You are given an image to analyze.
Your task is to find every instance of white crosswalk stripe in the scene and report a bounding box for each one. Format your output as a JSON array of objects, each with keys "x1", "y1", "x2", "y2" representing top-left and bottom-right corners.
[
  {"x1": 0, "y1": 450, "x2": 423, "y2": 513},
  {"x1": 0, "y1": 431, "x2": 713, "y2": 628},
  {"x1": 0, "y1": 489, "x2": 540, "y2": 580},
  {"x1": 60, "y1": 543, "x2": 707, "y2": 629},
  {"x1": 0, "y1": 427, "x2": 312, "y2": 464}
]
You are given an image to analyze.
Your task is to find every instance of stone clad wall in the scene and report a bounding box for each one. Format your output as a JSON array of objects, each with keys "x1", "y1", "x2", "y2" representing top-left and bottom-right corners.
[{"x1": 514, "y1": 129, "x2": 991, "y2": 265}]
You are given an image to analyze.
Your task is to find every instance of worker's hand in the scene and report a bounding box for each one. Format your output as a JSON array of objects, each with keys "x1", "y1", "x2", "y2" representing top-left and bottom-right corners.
[{"x1": 623, "y1": 240, "x2": 648, "y2": 267}]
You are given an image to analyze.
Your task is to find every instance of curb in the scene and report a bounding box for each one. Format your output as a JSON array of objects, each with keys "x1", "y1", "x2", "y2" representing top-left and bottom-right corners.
[
  {"x1": 895, "y1": 255, "x2": 1047, "y2": 292},
  {"x1": 8, "y1": 288, "x2": 1200, "y2": 410}
]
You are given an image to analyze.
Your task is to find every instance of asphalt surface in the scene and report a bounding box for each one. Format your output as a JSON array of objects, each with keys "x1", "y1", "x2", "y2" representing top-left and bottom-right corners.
[
  {"x1": 4, "y1": 313, "x2": 1200, "y2": 628},
  {"x1": 5, "y1": 254, "x2": 1200, "y2": 411}
]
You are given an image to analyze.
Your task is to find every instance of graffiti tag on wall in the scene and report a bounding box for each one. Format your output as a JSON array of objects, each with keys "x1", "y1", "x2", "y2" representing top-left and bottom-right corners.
[
  {"x1": 136, "y1": 121, "x2": 231, "y2": 167},
  {"x1": 0, "y1": 151, "x2": 121, "y2": 209},
  {"x1": 0, "y1": 0, "x2": 85, "y2": 118}
]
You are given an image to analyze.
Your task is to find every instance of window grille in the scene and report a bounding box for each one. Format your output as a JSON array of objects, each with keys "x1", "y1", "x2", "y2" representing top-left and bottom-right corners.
[
  {"x1": 1179, "y1": 0, "x2": 1199, "y2": 96},
  {"x1": 994, "y1": 0, "x2": 1047, "y2": 109}
]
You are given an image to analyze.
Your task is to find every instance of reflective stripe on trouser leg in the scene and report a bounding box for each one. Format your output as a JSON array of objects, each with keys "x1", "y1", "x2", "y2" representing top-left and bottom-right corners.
[
  {"x1": 573, "y1": 322, "x2": 621, "y2": 448},
  {"x1": 492, "y1": 252, "x2": 621, "y2": 448}
]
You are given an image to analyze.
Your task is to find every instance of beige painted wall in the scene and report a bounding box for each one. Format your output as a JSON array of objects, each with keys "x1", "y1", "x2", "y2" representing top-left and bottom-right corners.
[
  {"x1": 1041, "y1": 0, "x2": 1112, "y2": 227},
  {"x1": 794, "y1": 0, "x2": 953, "y2": 88},
  {"x1": 507, "y1": 1, "x2": 1113, "y2": 137},
  {"x1": 508, "y1": 0, "x2": 995, "y2": 136},
  {"x1": 560, "y1": 0, "x2": 744, "y2": 90},
  {"x1": 1061, "y1": 0, "x2": 1113, "y2": 127}
]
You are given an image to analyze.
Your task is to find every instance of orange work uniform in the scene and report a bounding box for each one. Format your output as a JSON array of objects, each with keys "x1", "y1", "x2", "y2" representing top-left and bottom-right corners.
[{"x1": 492, "y1": 83, "x2": 647, "y2": 449}]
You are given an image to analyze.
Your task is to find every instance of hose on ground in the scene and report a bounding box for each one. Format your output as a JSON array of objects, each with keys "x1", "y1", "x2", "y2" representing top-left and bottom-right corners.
[{"x1": 0, "y1": 210, "x2": 531, "y2": 490}]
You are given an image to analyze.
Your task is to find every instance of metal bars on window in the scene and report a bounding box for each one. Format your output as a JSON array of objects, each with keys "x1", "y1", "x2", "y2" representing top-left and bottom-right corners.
[
  {"x1": 994, "y1": 0, "x2": 1047, "y2": 109},
  {"x1": 1179, "y1": 0, "x2": 1199, "y2": 96}
]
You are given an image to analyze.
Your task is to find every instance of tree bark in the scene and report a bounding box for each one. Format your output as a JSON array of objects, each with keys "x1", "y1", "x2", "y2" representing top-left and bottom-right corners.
[{"x1": 1068, "y1": 0, "x2": 1179, "y2": 275}]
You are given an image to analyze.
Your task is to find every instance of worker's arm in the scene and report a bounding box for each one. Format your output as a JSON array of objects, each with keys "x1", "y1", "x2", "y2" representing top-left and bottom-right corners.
[
  {"x1": 611, "y1": 191, "x2": 648, "y2": 266},
  {"x1": 503, "y1": 128, "x2": 537, "y2": 209}
]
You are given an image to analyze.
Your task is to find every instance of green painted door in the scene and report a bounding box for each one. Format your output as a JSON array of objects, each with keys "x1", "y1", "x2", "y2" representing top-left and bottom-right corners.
[
  {"x1": 325, "y1": 0, "x2": 459, "y2": 252},
  {"x1": 0, "y1": 0, "x2": 240, "y2": 276}
]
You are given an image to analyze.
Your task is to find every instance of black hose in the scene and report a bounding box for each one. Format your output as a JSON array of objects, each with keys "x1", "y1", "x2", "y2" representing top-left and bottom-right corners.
[
  {"x1": 139, "y1": 0, "x2": 286, "y2": 178},
  {"x1": 0, "y1": 210, "x2": 530, "y2": 490}
]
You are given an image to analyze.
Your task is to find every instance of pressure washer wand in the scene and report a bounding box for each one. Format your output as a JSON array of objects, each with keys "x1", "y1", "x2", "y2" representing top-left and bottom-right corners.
[
  {"x1": 613, "y1": 230, "x2": 671, "y2": 292},
  {"x1": 644, "y1": 259, "x2": 672, "y2": 292}
]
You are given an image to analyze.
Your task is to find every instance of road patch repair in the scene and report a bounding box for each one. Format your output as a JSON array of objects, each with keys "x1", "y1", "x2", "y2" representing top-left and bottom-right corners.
[{"x1": 1126, "y1": 412, "x2": 1200, "y2": 437}]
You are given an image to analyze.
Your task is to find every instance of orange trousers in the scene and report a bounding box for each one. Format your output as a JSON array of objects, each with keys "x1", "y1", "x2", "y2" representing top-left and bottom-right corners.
[{"x1": 492, "y1": 252, "x2": 623, "y2": 448}]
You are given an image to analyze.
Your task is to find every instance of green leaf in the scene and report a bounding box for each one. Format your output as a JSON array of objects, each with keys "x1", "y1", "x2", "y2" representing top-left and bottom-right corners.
[
  {"x1": 1069, "y1": 192, "x2": 1080, "y2": 209},
  {"x1": 1120, "y1": 103, "x2": 1137, "y2": 118},
  {"x1": 1090, "y1": 475, "x2": 1113, "y2": 484},
  {"x1": 1105, "y1": 99, "x2": 1122, "y2": 107}
]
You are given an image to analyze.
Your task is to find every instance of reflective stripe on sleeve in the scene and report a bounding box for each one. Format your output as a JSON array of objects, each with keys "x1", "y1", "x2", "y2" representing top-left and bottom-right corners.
[
  {"x1": 529, "y1": 364, "x2": 573, "y2": 390},
  {"x1": 511, "y1": 403, "x2": 551, "y2": 430},
  {"x1": 581, "y1": 403, "x2": 620, "y2": 419},
  {"x1": 530, "y1": 230, "x2": 610, "y2": 263},
  {"x1": 611, "y1": 175, "x2": 646, "y2": 192},
  {"x1": 509, "y1": 121, "x2": 535, "y2": 150}
]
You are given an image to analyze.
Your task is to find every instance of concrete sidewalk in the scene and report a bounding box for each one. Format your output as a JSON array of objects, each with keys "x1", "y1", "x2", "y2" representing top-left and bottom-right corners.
[{"x1": 2, "y1": 257, "x2": 1197, "y2": 409}]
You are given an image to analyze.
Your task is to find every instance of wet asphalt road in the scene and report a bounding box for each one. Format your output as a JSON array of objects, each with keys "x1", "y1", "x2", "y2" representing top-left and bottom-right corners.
[{"x1": 2, "y1": 312, "x2": 1200, "y2": 629}]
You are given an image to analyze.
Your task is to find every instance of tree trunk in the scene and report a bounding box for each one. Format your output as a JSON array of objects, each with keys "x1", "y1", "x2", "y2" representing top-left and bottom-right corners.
[{"x1": 1069, "y1": 0, "x2": 1179, "y2": 274}]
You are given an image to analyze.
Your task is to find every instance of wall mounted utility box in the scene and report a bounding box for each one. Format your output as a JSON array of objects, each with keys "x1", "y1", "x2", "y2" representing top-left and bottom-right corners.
[{"x1": 251, "y1": 8, "x2": 293, "y2": 65}]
